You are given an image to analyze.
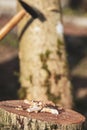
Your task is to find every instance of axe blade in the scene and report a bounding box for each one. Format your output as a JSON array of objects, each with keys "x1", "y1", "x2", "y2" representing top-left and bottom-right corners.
[{"x1": 18, "y1": 0, "x2": 46, "y2": 22}]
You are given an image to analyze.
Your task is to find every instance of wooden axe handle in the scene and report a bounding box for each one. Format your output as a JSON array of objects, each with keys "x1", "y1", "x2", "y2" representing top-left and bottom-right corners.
[{"x1": 0, "y1": 10, "x2": 26, "y2": 40}]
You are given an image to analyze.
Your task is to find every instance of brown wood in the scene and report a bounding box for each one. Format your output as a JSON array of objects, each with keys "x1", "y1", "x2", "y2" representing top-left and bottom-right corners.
[
  {"x1": 0, "y1": 10, "x2": 26, "y2": 40},
  {"x1": 0, "y1": 100, "x2": 85, "y2": 130}
]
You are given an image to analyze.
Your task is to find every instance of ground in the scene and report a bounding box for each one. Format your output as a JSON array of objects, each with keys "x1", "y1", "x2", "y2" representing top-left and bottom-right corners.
[{"x1": 0, "y1": 14, "x2": 87, "y2": 120}]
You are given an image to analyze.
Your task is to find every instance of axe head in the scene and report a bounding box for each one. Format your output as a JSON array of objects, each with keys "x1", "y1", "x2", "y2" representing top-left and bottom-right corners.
[{"x1": 18, "y1": 0, "x2": 46, "y2": 22}]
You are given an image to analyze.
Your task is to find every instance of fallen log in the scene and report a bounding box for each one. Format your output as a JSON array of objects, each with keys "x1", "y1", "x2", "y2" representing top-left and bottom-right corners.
[{"x1": 0, "y1": 100, "x2": 85, "y2": 130}]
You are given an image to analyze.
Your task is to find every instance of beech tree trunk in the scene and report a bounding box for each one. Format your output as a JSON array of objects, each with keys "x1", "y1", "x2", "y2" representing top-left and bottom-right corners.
[
  {"x1": 0, "y1": 100, "x2": 85, "y2": 130},
  {"x1": 18, "y1": 0, "x2": 72, "y2": 108}
]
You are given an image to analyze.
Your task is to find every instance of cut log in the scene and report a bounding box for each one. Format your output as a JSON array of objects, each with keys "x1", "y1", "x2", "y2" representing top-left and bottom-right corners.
[{"x1": 0, "y1": 100, "x2": 85, "y2": 130}]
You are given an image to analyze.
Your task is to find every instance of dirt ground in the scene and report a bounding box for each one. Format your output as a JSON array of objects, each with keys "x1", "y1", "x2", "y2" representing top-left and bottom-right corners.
[{"x1": 0, "y1": 15, "x2": 87, "y2": 122}]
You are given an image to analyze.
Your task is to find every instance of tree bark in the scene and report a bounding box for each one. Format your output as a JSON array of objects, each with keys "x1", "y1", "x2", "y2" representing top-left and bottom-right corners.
[
  {"x1": 0, "y1": 100, "x2": 85, "y2": 130},
  {"x1": 18, "y1": 0, "x2": 72, "y2": 108},
  {"x1": 61, "y1": 0, "x2": 69, "y2": 8}
]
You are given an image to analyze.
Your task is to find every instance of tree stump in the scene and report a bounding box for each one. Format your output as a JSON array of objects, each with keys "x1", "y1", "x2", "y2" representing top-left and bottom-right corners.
[{"x1": 0, "y1": 100, "x2": 85, "y2": 130}]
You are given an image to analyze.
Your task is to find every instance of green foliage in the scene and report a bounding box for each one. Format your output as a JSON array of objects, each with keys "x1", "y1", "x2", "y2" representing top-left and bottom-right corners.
[
  {"x1": 63, "y1": 8, "x2": 87, "y2": 17},
  {"x1": 0, "y1": 33, "x2": 18, "y2": 48},
  {"x1": 14, "y1": 71, "x2": 19, "y2": 77}
]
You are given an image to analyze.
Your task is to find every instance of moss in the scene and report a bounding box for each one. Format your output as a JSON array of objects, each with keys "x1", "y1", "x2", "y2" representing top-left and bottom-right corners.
[
  {"x1": 18, "y1": 87, "x2": 27, "y2": 99},
  {"x1": 40, "y1": 50, "x2": 51, "y2": 77},
  {"x1": 45, "y1": 50, "x2": 51, "y2": 59},
  {"x1": 42, "y1": 63, "x2": 48, "y2": 70},
  {"x1": 46, "y1": 87, "x2": 61, "y2": 104},
  {"x1": 0, "y1": 124, "x2": 19, "y2": 130},
  {"x1": 50, "y1": 124, "x2": 58, "y2": 129},
  {"x1": 56, "y1": 50, "x2": 62, "y2": 58},
  {"x1": 54, "y1": 74, "x2": 61, "y2": 84},
  {"x1": 12, "y1": 125, "x2": 18, "y2": 130},
  {"x1": 16, "y1": 117, "x2": 24, "y2": 129},
  {"x1": 40, "y1": 53, "x2": 47, "y2": 63},
  {"x1": 39, "y1": 50, "x2": 51, "y2": 62},
  {"x1": 44, "y1": 74, "x2": 61, "y2": 104},
  {"x1": 35, "y1": 120, "x2": 40, "y2": 130},
  {"x1": 56, "y1": 39, "x2": 64, "y2": 59},
  {"x1": 27, "y1": 119, "x2": 33, "y2": 129},
  {"x1": 44, "y1": 78, "x2": 51, "y2": 88},
  {"x1": 39, "y1": 49, "x2": 62, "y2": 103},
  {"x1": 42, "y1": 64, "x2": 51, "y2": 77},
  {"x1": 29, "y1": 75, "x2": 33, "y2": 84},
  {"x1": 57, "y1": 39, "x2": 64, "y2": 46},
  {"x1": 0, "y1": 123, "x2": 4, "y2": 127}
]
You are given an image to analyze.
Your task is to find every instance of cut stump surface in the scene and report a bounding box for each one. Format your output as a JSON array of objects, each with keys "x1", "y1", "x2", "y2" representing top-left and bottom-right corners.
[{"x1": 0, "y1": 100, "x2": 85, "y2": 130}]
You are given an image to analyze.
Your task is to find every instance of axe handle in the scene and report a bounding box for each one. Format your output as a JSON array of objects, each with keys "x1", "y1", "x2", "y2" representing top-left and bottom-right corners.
[{"x1": 0, "y1": 10, "x2": 26, "y2": 40}]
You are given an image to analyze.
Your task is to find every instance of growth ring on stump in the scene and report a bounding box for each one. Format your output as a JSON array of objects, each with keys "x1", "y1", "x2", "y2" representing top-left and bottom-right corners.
[{"x1": 0, "y1": 100, "x2": 85, "y2": 130}]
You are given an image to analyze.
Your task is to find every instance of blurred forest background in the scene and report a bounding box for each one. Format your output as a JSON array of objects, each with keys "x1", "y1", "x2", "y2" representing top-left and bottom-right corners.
[{"x1": 0, "y1": 0, "x2": 87, "y2": 117}]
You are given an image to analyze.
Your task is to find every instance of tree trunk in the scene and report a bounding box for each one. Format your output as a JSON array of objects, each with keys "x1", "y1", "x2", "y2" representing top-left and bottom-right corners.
[
  {"x1": 81, "y1": 0, "x2": 87, "y2": 11},
  {"x1": 70, "y1": 0, "x2": 87, "y2": 10},
  {"x1": 0, "y1": 100, "x2": 85, "y2": 130},
  {"x1": 18, "y1": 0, "x2": 72, "y2": 108},
  {"x1": 61, "y1": 0, "x2": 69, "y2": 8}
]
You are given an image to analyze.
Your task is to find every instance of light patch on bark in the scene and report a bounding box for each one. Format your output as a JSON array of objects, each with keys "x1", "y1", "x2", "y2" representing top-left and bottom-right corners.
[
  {"x1": 56, "y1": 22, "x2": 64, "y2": 35},
  {"x1": 33, "y1": 26, "x2": 41, "y2": 33}
]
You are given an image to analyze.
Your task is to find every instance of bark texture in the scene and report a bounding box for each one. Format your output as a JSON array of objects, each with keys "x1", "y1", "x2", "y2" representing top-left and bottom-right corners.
[
  {"x1": 18, "y1": 0, "x2": 72, "y2": 108},
  {"x1": 0, "y1": 100, "x2": 85, "y2": 130}
]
